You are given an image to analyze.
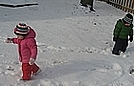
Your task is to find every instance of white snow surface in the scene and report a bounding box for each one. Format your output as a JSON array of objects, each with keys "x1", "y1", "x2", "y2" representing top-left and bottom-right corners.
[{"x1": 0, "y1": 0, "x2": 134, "y2": 86}]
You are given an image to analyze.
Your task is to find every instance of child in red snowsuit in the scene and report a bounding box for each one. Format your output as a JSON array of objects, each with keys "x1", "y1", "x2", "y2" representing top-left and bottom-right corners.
[{"x1": 6, "y1": 23, "x2": 41, "y2": 81}]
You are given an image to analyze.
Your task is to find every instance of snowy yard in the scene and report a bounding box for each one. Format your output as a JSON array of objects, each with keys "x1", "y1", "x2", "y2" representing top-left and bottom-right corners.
[{"x1": 0, "y1": 0, "x2": 134, "y2": 86}]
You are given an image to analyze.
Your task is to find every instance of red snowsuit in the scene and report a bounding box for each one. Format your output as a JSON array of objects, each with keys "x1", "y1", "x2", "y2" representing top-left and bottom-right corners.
[{"x1": 13, "y1": 27, "x2": 39, "y2": 80}]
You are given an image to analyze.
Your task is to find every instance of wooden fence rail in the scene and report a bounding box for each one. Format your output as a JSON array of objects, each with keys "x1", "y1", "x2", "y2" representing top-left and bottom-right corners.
[{"x1": 100, "y1": 0, "x2": 134, "y2": 14}]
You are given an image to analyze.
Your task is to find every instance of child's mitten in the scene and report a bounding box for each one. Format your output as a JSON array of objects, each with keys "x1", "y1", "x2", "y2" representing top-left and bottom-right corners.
[
  {"x1": 29, "y1": 58, "x2": 35, "y2": 65},
  {"x1": 6, "y1": 38, "x2": 13, "y2": 43},
  {"x1": 129, "y1": 36, "x2": 133, "y2": 42}
]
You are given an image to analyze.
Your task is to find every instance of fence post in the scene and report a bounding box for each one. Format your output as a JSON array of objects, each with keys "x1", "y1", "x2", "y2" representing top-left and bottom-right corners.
[{"x1": 99, "y1": 0, "x2": 134, "y2": 14}]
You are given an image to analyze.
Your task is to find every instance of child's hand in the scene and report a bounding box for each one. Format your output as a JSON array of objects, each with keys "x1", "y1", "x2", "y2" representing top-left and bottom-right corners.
[
  {"x1": 29, "y1": 58, "x2": 35, "y2": 65},
  {"x1": 6, "y1": 38, "x2": 13, "y2": 43},
  {"x1": 129, "y1": 36, "x2": 133, "y2": 42}
]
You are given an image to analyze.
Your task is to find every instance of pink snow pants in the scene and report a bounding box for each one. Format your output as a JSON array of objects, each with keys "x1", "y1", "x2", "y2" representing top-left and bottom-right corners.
[{"x1": 22, "y1": 63, "x2": 39, "y2": 80}]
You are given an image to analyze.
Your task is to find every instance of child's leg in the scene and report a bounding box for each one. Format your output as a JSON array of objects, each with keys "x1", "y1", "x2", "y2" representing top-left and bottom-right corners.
[
  {"x1": 120, "y1": 40, "x2": 128, "y2": 52},
  {"x1": 22, "y1": 63, "x2": 32, "y2": 80},
  {"x1": 31, "y1": 63, "x2": 40, "y2": 74},
  {"x1": 112, "y1": 41, "x2": 120, "y2": 55}
]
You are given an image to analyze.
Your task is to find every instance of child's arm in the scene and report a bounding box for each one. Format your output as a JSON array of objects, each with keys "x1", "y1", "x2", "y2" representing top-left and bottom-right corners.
[
  {"x1": 27, "y1": 38, "x2": 37, "y2": 65},
  {"x1": 6, "y1": 38, "x2": 19, "y2": 44},
  {"x1": 27, "y1": 39, "x2": 37, "y2": 59},
  {"x1": 129, "y1": 25, "x2": 133, "y2": 42},
  {"x1": 113, "y1": 21, "x2": 122, "y2": 37},
  {"x1": 6, "y1": 38, "x2": 13, "y2": 43},
  {"x1": 12, "y1": 38, "x2": 19, "y2": 44},
  {"x1": 113, "y1": 20, "x2": 122, "y2": 41}
]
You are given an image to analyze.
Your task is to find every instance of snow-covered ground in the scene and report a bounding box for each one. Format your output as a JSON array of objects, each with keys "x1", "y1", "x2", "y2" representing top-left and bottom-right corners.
[{"x1": 0, "y1": 0, "x2": 134, "y2": 86}]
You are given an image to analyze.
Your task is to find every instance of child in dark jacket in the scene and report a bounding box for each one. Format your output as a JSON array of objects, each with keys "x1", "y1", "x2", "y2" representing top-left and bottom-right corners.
[
  {"x1": 6, "y1": 23, "x2": 41, "y2": 81},
  {"x1": 112, "y1": 13, "x2": 133, "y2": 55}
]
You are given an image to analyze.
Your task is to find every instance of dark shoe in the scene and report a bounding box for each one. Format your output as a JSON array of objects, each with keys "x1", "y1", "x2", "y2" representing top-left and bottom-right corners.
[
  {"x1": 90, "y1": 7, "x2": 95, "y2": 12},
  {"x1": 112, "y1": 51, "x2": 120, "y2": 55},
  {"x1": 130, "y1": 69, "x2": 134, "y2": 74}
]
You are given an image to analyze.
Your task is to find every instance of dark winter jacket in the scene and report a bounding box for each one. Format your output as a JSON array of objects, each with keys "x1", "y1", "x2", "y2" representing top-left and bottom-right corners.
[{"x1": 113, "y1": 19, "x2": 133, "y2": 39}]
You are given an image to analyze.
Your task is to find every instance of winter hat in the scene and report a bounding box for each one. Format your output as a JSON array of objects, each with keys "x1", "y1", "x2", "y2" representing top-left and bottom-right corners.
[
  {"x1": 14, "y1": 23, "x2": 29, "y2": 35},
  {"x1": 123, "y1": 13, "x2": 133, "y2": 24}
]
